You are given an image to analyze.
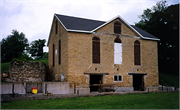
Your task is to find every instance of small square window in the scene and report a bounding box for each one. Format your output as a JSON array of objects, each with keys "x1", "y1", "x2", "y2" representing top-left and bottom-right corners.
[
  {"x1": 114, "y1": 75, "x2": 122, "y2": 82},
  {"x1": 114, "y1": 76, "x2": 118, "y2": 81}
]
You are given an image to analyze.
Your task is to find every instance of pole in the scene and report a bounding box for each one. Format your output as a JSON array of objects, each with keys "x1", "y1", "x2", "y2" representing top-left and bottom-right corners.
[
  {"x1": 174, "y1": 83, "x2": 176, "y2": 90},
  {"x1": 99, "y1": 81, "x2": 102, "y2": 93},
  {"x1": 74, "y1": 81, "x2": 76, "y2": 94},
  {"x1": 45, "y1": 82, "x2": 47, "y2": 94},
  {"x1": 12, "y1": 82, "x2": 14, "y2": 98},
  {"x1": 161, "y1": 80, "x2": 163, "y2": 91}
]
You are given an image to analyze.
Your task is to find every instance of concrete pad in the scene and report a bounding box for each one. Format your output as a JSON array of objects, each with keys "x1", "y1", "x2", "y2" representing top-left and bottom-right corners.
[{"x1": 115, "y1": 87, "x2": 134, "y2": 92}]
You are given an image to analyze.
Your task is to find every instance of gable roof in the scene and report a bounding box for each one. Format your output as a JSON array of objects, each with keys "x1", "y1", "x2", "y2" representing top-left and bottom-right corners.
[
  {"x1": 48, "y1": 14, "x2": 159, "y2": 45},
  {"x1": 55, "y1": 14, "x2": 106, "y2": 32},
  {"x1": 130, "y1": 25, "x2": 158, "y2": 40}
]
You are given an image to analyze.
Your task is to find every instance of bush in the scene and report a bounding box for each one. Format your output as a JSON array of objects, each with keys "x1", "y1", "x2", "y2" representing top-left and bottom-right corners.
[{"x1": 12, "y1": 53, "x2": 33, "y2": 62}]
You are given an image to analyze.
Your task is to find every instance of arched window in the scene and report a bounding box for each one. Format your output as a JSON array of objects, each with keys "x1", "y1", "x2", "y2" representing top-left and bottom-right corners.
[
  {"x1": 92, "y1": 36, "x2": 100, "y2": 63},
  {"x1": 114, "y1": 37, "x2": 122, "y2": 64},
  {"x1": 58, "y1": 40, "x2": 61, "y2": 65},
  {"x1": 114, "y1": 21, "x2": 121, "y2": 34},
  {"x1": 55, "y1": 20, "x2": 58, "y2": 34},
  {"x1": 134, "y1": 40, "x2": 141, "y2": 65},
  {"x1": 114, "y1": 37, "x2": 121, "y2": 43},
  {"x1": 53, "y1": 44, "x2": 55, "y2": 67}
]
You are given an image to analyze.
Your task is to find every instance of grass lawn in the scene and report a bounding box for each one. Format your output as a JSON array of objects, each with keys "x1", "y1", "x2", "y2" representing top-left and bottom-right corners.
[
  {"x1": 1, "y1": 62, "x2": 10, "y2": 72},
  {"x1": 1, "y1": 92, "x2": 179, "y2": 109},
  {"x1": 32, "y1": 58, "x2": 48, "y2": 65}
]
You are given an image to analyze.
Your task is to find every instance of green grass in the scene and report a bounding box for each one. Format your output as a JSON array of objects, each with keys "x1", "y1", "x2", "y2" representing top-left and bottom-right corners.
[
  {"x1": 1, "y1": 62, "x2": 10, "y2": 72},
  {"x1": 31, "y1": 58, "x2": 48, "y2": 65},
  {"x1": 1, "y1": 92, "x2": 179, "y2": 109}
]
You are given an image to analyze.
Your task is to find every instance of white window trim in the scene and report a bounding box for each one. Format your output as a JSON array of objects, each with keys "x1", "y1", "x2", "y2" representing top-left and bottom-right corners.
[{"x1": 114, "y1": 75, "x2": 123, "y2": 82}]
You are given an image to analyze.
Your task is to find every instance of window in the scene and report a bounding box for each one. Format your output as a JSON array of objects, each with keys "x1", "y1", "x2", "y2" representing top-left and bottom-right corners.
[
  {"x1": 114, "y1": 75, "x2": 122, "y2": 82},
  {"x1": 55, "y1": 20, "x2": 58, "y2": 34},
  {"x1": 114, "y1": 21, "x2": 121, "y2": 34},
  {"x1": 53, "y1": 44, "x2": 55, "y2": 67},
  {"x1": 92, "y1": 36, "x2": 100, "y2": 63},
  {"x1": 114, "y1": 37, "x2": 122, "y2": 64},
  {"x1": 134, "y1": 40, "x2": 141, "y2": 65},
  {"x1": 58, "y1": 40, "x2": 61, "y2": 65}
]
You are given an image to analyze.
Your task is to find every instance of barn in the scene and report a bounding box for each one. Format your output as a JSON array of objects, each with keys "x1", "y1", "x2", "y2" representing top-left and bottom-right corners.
[{"x1": 47, "y1": 14, "x2": 159, "y2": 93}]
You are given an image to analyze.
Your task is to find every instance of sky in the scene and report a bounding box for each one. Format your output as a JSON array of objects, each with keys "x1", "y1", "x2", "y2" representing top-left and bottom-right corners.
[{"x1": 0, "y1": 0, "x2": 179, "y2": 52}]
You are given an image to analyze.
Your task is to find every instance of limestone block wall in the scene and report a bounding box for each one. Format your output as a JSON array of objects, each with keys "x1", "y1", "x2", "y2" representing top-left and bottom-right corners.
[
  {"x1": 48, "y1": 16, "x2": 68, "y2": 81},
  {"x1": 66, "y1": 18, "x2": 159, "y2": 88},
  {"x1": 3, "y1": 61, "x2": 46, "y2": 82},
  {"x1": 48, "y1": 17, "x2": 159, "y2": 89}
]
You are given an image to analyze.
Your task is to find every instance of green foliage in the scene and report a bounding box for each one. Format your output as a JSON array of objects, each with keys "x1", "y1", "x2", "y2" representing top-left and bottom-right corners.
[
  {"x1": 135, "y1": 1, "x2": 179, "y2": 74},
  {"x1": 137, "y1": 1, "x2": 167, "y2": 24},
  {"x1": 1, "y1": 93, "x2": 179, "y2": 109},
  {"x1": 159, "y1": 73, "x2": 179, "y2": 87},
  {"x1": 43, "y1": 52, "x2": 48, "y2": 58},
  {"x1": 29, "y1": 39, "x2": 46, "y2": 58},
  {"x1": 1, "y1": 30, "x2": 29, "y2": 62},
  {"x1": 12, "y1": 53, "x2": 33, "y2": 62}
]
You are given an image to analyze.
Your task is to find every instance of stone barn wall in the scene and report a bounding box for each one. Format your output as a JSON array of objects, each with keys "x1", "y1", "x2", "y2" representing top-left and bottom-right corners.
[{"x1": 2, "y1": 61, "x2": 46, "y2": 82}]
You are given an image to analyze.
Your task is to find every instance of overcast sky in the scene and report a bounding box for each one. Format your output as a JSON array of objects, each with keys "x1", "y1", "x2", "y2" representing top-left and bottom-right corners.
[{"x1": 0, "y1": 0, "x2": 179, "y2": 52}]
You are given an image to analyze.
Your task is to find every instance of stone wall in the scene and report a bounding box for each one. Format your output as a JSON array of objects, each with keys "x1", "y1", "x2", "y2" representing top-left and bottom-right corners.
[
  {"x1": 2, "y1": 61, "x2": 46, "y2": 82},
  {"x1": 48, "y1": 16, "x2": 68, "y2": 81}
]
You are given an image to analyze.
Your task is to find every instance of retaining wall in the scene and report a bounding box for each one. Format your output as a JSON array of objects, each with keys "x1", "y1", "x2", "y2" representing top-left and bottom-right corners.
[
  {"x1": 115, "y1": 87, "x2": 134, "y2": 92},
  {"x1": 1, "y1": 82, "x2": 70, "y2": 94},
  {"x1": 42, "y1": 82, "x2": 70, "y2": 94},
  {"x1": 1, "y1": 83, "x2": 26, "y2": 94}
]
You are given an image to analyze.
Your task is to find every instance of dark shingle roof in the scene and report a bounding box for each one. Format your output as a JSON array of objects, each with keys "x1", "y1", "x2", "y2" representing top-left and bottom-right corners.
[
  {"x1": 55, "y1": 14, "x2": 159, "y2": 40},
  {"x1": 55, "y1": 14, "x2": 106, "y2": 31},
  {"x1": 130, "y1": 25, "x2": 158, "y2": 40}
]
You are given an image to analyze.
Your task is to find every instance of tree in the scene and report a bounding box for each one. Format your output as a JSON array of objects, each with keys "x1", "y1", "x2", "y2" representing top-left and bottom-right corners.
[
  {"x1": 43, "y1": 52, "x2": 48, "y2": 58},
  {"x1": 1, "y1": 30, "x2": 29, "y2": 62},
  {"x1": 136, "y1": 1, "x2": 168, "y2": 29},
  {"x1": 135, "y1": 1, "x2": 179, "y2": 74},
  {"x1": 29, "y1": 39, "x2": 46, "y2": 58}
]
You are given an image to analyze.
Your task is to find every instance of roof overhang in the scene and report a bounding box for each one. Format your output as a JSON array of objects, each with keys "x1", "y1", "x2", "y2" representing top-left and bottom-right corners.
[
  {"x1": 84, "y1": 73, "x2": 109, "y2": 75},
  {"x1": 140, "y1": 36, "x2": 160, "y2": 41},
  {"x1": 128, "y1": 73, "x2": 148, "y2": 75}
]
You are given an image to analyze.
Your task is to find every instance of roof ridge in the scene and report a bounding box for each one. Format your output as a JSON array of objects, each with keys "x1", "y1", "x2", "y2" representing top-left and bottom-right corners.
[
  {"x1": 55, "y1": 13, "x2": 106, "y2": 23},
  {"x1": 54, "y1": 13, "x2": 159, "y2": 41}
]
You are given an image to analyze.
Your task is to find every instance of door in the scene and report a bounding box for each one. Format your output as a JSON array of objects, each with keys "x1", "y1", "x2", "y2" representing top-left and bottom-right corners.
[
  {"x1": 133, "y1": 74, "x2": 144, "y2": 91},
  {"x1": 90, "y1": 75, "x2": 103, "y2": 92}
]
